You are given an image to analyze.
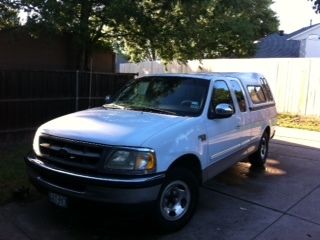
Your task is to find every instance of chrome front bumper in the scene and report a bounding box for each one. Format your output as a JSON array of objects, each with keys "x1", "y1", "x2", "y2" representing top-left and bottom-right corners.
[{"x1": 25, "y1": 153, "x2": 165, "y2": 204}]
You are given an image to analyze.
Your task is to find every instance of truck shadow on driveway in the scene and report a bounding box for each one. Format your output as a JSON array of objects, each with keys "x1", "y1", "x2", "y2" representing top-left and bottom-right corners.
[{"x1": 205, "y1": 139, "x2": 320, "y2": 212}]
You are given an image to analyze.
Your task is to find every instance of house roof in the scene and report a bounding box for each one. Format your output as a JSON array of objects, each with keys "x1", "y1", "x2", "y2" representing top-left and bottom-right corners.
[
  {"x1": 255, "y1": 33, "x2": 300, "y2": 58},
  {"x1": 287, "y1": 23, "x2": 320, "y2": 39},
  {"x1": 255, "y1": 24, "x2": 320, "y2": 58}
]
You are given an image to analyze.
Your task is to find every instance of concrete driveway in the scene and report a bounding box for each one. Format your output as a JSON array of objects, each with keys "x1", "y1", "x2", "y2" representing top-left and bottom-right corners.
[{"x1": 1, "y1": 127, "x2": 320, "y2": 240}]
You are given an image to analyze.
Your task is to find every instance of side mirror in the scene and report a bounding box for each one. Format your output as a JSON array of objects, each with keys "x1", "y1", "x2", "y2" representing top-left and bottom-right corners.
[
  {"x1": 209, "y1": 103, "x2": 234, "y2": 119},
  {"x1": 105, "y1": 95, "x2": 113, "y2": 104}
]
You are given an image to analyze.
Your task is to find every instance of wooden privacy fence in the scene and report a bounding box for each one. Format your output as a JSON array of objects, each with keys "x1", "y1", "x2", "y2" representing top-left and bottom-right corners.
[
  {"x1": 0, "y1": 70, "x2": 136, "y2": 134},
  {"x1": 120, "y1": 58, "x2": 320, "y2": 117}
]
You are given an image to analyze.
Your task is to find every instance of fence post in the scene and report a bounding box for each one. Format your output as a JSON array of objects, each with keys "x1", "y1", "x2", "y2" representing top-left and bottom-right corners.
[
  {"x1": 88, "y1": 58, "x2": 93, "y2": 108},
  {"x1": 75, "y1": 70, "x2": 79, "y2": 111},
  {"x1": 304, "y1": 59, "x2": 312, "y2": 115}
]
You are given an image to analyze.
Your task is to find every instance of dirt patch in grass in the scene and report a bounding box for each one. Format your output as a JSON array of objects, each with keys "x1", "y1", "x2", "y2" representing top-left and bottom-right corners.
[
  {"x1": 277, "y1": 114, "x2": 320, "y2": 132},
  {"x1": 0, "y1": 143, "x2": 40, "y2": 205}
]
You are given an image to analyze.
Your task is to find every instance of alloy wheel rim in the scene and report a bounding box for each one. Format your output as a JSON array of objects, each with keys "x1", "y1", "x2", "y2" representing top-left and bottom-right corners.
[{"x1": 160, "y1": 180, "x2": 191, "y2": 221}]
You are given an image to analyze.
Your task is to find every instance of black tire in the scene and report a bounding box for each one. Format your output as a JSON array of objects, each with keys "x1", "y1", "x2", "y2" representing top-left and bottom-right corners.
[
  {"x1": 249, "y1": 131, "x2": 269, "y2": 167},
  {"x1": 153, "y1": 167, "x2": 199, "y2": 232}
]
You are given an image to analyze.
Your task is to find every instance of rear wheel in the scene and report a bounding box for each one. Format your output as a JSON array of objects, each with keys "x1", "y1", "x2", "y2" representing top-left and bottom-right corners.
[
  {"x1": 249, "y1": 131, "x2": 269, "y2": 167},
  {"x1": 153, "y1": 167, "x2": 199, "y2": 232}
]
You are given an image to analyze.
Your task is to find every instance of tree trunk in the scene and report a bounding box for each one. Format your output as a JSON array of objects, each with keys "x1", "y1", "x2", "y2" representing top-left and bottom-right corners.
[{"x1": 78, "y1": 0, "x2": 91, "y2": 70}]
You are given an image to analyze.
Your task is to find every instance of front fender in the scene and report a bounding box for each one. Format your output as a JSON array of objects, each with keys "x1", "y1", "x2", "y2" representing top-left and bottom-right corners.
[{"x1": 142, "y1": 117, "x2": 207, "y2": 173}]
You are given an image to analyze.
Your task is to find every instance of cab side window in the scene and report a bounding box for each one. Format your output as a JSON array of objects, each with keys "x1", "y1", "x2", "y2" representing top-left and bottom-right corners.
[
  {"x1": 209, "y1": 80, "x2": 234, "y2": 117},
  {"x1": 230, "y1": 80, "x2": 247, "y2": 112}
]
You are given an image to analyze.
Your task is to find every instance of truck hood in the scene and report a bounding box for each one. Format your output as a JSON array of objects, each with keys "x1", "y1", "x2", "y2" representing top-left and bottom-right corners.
[{"x1": 39, "y1": 107, "x2": 187, "y2": 146}]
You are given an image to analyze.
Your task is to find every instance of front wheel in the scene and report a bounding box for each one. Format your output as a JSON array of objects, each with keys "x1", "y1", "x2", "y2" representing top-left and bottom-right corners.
[{"x1": 153, "y1": 168, "x2": 199, "y2": 232}]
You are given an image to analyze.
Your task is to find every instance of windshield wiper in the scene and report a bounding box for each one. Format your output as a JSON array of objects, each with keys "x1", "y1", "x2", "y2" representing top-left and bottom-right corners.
[
  {"x1": 103, "y1": 103, "x2": 125, "y2": 109},
  {"x1": 127, "y1": 105, "x2": 177, "y2": 116}
]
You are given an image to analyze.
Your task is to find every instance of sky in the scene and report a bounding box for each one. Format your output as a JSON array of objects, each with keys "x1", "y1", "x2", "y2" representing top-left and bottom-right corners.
[{"x1": 271, "y1": 0, "x2": 320, "y2": 33}]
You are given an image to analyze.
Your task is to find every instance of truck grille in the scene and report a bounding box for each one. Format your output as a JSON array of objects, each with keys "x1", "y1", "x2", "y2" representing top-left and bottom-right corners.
[{"x1": 39, "y1": 135, "x2": 105, "y2": 170}]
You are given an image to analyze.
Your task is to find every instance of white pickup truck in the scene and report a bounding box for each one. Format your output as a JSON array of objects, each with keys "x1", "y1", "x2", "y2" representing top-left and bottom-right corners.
[{"x1": 26, "y1": 72, "x2": 276, "y2": 231}]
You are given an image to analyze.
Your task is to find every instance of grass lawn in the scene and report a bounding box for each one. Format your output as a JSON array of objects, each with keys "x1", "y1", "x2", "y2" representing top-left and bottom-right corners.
[
  {"x1": 277, "y1": 114, "x2": 320, "y2": 132},
  {"x1": 0, "y1": 143, "x2": 40, "y2": 205}
]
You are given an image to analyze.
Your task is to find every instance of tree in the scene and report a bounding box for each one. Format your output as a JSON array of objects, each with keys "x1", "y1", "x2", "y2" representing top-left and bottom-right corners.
[
  {"x1": 5, "y1": 0, "x2": 139, "y2": 69},
  {"x1": 195, "y1": 0, "x2": 279, "y2": 58},
  {"x1": 310, "y1": 0, "x2": 320, "y2": 13},
  {"x1": 0, "y1": 2, "x2": 19, "y2": 30},
  {"x1": 118, "y1": 0, "x2": 279, "y2": 61},
  {"x1": 4, "y1": 0, "x2": 278, "y2": 67},
  {"x1": 115, "y1": 0, "x2": 211, "y2": 62}
]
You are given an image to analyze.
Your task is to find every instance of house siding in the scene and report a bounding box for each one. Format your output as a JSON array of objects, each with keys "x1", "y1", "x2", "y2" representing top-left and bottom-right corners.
[{"x1": 305, "y1": 38, "x2": 320, "y2": 57}]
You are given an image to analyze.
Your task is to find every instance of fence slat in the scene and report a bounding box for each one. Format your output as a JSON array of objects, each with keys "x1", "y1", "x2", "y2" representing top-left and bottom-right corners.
[{"x1": 0, "y1": 70, "x2": 136, "y2": 134}]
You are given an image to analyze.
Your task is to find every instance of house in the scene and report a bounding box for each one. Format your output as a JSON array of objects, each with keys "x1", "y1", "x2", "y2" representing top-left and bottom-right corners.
[
  {"x1": 255, "y1": 24, "x2": 320, "y2": 58},
  {"x1": 0, "y1": 28, "x2": 115, "y2": 72}
]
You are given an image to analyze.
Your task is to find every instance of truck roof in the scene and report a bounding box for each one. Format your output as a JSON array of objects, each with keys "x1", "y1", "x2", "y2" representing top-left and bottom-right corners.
[{"x1": 148, "y1": 72, "x2": 265, "y2": 85}]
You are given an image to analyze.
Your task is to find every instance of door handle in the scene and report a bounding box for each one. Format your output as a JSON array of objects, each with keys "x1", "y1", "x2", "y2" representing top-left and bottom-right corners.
[{"x1": 236, "y1": 125, "x2": 241, "y2": 129}]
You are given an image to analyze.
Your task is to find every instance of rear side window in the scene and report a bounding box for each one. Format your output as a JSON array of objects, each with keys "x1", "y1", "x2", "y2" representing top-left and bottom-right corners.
[
  {"x1": 230, "y1": 80, "x2": 247, "y2": 112},
  {"x1": 247, "y1": 86, "x2": 267, "y2": 104},
  {"x1": 260, "y1": 77, "x2": 274, "y2": 101}
]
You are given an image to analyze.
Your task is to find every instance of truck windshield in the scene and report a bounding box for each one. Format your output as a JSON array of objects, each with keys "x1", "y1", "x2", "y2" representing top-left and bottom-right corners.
[{"x1": 111, "y1": 76, "x2": 210, "y2": 117}]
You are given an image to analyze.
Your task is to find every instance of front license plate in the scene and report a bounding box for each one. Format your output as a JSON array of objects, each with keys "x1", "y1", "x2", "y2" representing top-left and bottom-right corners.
[{"x1": 48, "y1": 192, "x2": 68, "y2": 208}]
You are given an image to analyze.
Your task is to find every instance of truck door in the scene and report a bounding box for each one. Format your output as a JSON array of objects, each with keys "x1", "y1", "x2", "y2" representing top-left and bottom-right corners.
[
  {"x1": 205, "y1": 79, "x2": 242, "y2": 170},
  {"x1": 229, "y1": 79, "x2": 252, "y2": 150}
]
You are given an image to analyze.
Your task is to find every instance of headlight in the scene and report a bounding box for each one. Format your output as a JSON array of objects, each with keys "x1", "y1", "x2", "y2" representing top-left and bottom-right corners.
[
  {"x1": 104, "y1": 149, "x2": 156, "y2": 174},
  {"x1": 33, "y1": 130, "x2": 41, "y2": 156}
]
